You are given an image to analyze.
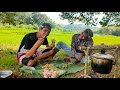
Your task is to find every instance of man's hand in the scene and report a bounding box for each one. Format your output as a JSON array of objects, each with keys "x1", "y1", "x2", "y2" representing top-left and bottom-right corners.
[
  {"x1": 79, "y1": 46, "x2": 87, "y2": 51},
  {"x1": 41, "y1": 34, "x2": 47, "y2": 39},
  {"x1": 71, "y1": 50, "x2": 76, "y2": 58},
  {"x1": 46, "y1": 45, "x2": 53, "y2": 49},
  {"x1": 38, "y1": 38, "x2": 45, "y2": 43},
  {"x1": 70, "y1": 57, "x2": 77, "y2": 64}
]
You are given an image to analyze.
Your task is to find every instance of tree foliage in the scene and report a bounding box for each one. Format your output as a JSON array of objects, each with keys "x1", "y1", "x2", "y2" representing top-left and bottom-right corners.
[
  {"x1": 0, "y1": 12, "x2": 64, "y2": 32},
  {"x1": 0, "y1": 12, "x2": 20, "y2": 26},
  {"x1": 60, "y1": 12, "x2": 120, "y2": 27},
  {"x1": 0, "y1": 12, "x2": 56, "y2": 28},
  {"x1": 94, "y1": 26, "x2": 120, "y2": 36}
]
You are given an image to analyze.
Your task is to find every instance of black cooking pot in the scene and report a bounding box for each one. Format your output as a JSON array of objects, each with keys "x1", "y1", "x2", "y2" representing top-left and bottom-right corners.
[{"x1": 91, "y1": 53, "x2": 114, "y2": 74}]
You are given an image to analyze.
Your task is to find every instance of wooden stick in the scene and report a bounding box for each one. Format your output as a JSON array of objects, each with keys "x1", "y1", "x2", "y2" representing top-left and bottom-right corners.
[
  {"x1": 114, "y1": 47, "x2": 119, "y2": 78},
  {"x1": 84, "y1": 47, "x2": 90, "y2": 78},
  {"x1": 82, "y1": 47, "x2": 119, "y2": 50},
  {"x1": 81, "y1": 45, "x2": 120, "y2": 50}
]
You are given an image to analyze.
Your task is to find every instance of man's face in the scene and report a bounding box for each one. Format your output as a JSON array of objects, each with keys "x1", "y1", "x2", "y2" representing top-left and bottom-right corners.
[
  {"x1": 79, "y1": 32, "x2": 88, "y2": 40},
  {"x1": 39, "y1": 27, "x2": 51, "y2": 38}
]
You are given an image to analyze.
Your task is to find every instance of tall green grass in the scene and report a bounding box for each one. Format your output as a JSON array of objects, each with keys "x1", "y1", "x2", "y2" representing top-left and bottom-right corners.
[
  {"x1": 0, "y1": 29, "x2": 120, "y2": 51},
  {"x1": 0, "y1": 29, "x2": 37, "y2": 51},
  {"x1": 0, "y1": 49, "x2": 18, "y2": 66},
  {"x1": 93, "y1": 34, "x2": 120, "y2": 45}
]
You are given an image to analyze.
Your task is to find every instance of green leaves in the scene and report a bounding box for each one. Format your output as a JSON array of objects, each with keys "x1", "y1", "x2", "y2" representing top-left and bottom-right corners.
[
  {"x1": 66, "y1": 64, "x2": 84, "y2": 74},
  {"x1": 0, "y1": 12, "x2": 20, "y2": 26},
  {"x1": 60, "y1": 12, "x2": 99, "y2": 26},
  {"x1": 33, "y1": 60, "x2": 84, "y2": 78},
  {"x1": 0, "y1": 12, "x2": 57, "y2": 29},
  {"x1": 60, "y1": 12, "x2": 120, "y2": 27}
]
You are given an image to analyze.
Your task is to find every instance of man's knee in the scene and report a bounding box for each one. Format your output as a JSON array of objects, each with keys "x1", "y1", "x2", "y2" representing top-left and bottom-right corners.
[
  {"x1": 58, "y1": 41, "x2": 64, "y2": 44},
  {"x1": 22, "y1": 57, "x2": 30, "y2": 66},
  {"x1": 77, "y1": 53, "x2": 85, "y2": 61},
  {"x1": 27, "y1": 59, "x2": 38, "y2": 66},
  {"x1": 56, "y1": 41, "x2": 66, "y2": 49}
]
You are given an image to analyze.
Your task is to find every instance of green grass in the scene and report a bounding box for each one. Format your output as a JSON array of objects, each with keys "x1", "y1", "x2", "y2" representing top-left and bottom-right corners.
[
  {"x1": 0, "y1": 29, "x2": 120, "y2": 51},
  {"x1": 0, "y1": 28, "x2": 120, "y2": 78},
  {"x1": 0, "y1": 29, "x2": 37, "y2": 51},
  {"x1": 93, "y1": 34, "x2": 120, "y2": 45}
]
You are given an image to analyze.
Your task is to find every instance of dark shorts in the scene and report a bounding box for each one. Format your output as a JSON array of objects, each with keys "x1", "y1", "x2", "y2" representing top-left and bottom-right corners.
[
  {"x1": 18, "y1": 55, "x2": 34, "y2": 66},
  {"x1": 22, "y1": 57, "x2": 34, "y2": 66}
]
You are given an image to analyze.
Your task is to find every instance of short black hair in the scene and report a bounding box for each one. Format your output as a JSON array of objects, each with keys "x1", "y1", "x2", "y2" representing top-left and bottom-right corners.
[
  {"x1": 41, "y1": 23, "x2": 51, "y2": 30},
  {"x1": 83, "y1": 28, "x2": 93, "y2": 38}
]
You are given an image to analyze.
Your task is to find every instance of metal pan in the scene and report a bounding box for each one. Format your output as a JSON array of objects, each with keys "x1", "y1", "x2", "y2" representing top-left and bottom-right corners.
[{"x1": 0, "y1": 70, "x2": 12, "y2": 78}]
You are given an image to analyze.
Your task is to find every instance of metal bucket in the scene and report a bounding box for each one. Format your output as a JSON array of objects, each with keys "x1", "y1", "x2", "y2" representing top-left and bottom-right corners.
[
  {"x1": 91, "y1": 53, "x2": 114, "y2": 74},
  {"x1": 0, "y1": 70, "x2": 12, "y2": 78}
]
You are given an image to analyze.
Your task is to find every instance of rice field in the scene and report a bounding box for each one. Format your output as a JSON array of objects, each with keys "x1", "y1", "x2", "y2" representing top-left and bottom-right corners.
[{"x1": 0, "y1": 29, "x2": 120, "y2": 51}]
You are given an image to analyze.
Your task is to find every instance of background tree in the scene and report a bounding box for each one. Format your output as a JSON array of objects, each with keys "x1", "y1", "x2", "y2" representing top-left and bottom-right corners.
[
  {"x1": 60, "y1": 12, "x2": 120, "y2": 27},
  {"x1": 0, "y1": 12, "x2": 20, "y2": 26},
  {"x1": 0, "y1": 12, "x2": 57, "y2": 29}
]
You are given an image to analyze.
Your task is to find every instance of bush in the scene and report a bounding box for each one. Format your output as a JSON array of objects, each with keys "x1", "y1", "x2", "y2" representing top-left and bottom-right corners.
[
  {"x1": 95, "y1": 26, "x2": 120, "y2": 36},
  {"x1": 33, "y1": 24, "x2": 38, "y2": 30}
]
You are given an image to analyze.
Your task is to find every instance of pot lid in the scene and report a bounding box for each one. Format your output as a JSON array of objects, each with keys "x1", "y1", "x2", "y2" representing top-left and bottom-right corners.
[{"x1": 92, "y1": 53, "x2": 114, "y2": 60}]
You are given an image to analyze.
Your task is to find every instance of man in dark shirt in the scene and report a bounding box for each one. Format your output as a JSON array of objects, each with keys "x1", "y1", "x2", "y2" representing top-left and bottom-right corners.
[
  {"x1": 54, "y1": 28, "x2": 94, "y2": 64},
  {"x1": 17, "y1": 23, "x2": 55, "y2": 66}
]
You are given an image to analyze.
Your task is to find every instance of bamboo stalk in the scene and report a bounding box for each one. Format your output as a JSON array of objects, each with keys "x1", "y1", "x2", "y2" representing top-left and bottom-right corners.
[
  {"x1": 114, "y1": 47, "x2": 119, "y2": 78},
  {"x1": 84, "y1": 47, "x2": 90, "y2": 78},
  {"x1": 82, "y1": 47, "x2": 119, "y2": 50}
]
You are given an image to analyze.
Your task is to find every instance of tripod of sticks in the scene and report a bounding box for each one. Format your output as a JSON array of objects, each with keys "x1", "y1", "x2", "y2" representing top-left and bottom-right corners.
[{"x1": 83, "y1": 45, "x2": 120, "y2": 78}]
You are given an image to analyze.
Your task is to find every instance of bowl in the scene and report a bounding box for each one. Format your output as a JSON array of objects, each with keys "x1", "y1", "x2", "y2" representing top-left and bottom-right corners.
[{"x1": 0, "y1": 70, "x2": 13, "y2": 78}]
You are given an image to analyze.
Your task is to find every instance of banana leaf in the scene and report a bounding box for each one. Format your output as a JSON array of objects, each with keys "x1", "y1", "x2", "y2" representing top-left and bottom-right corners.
[
  {"x1": 66, "y1": 64, "x2": 84, "y2": 74},
  {"x1": 52, "y1": 60, "x2": 84, "y2": 74},
  {"x1": 21, "y1": 60, "x2": 84, "y2": 78}
]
